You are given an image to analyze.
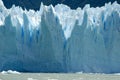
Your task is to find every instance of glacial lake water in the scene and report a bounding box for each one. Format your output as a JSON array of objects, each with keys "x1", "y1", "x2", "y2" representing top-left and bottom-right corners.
[{"x1": 0, "y1": 73, "x2": 120, "y2": 80}]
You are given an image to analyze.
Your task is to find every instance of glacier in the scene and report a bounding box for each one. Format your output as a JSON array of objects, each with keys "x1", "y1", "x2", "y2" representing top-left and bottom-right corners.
[{"x1": 0, "y1": 0, "x2": 120, "y2": 73}]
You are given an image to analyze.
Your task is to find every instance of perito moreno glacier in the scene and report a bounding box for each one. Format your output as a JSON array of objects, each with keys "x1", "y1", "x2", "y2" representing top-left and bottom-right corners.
[{"x1": 0, "y1": 0, "x2": 120, "y2": 73}]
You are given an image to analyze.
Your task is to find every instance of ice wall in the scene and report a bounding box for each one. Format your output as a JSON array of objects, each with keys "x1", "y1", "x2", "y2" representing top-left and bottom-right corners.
[{"x1": 0, "y1": 0, "x2": 120, "y2": 73}]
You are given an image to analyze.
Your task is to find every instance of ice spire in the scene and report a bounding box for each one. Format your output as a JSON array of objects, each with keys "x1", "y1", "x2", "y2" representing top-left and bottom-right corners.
[{"x1": 0, "y1": 0, "x2": 6, "y2": 10}]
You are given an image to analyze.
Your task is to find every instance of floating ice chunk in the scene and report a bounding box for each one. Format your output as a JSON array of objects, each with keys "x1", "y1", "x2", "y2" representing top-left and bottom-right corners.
[
  {"x1": 28, "y1": 78, "x2": 38, "y2": 80},
  {"x1": 76, "y1": 72, "x2": 83, "y2": 74},
  {"x1": 48, "y1": 78, "x2": 58, "y2": 80},
  {"x1": 1, "y1": 70, "x2": 21, "y2": 74},
  {"x1": 114, "y1": 73, "x2": 120, "y2": 75}
]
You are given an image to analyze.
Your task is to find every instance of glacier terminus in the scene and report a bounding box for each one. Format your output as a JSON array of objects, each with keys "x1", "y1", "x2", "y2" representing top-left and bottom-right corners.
[{"x1": 0, "y1": 0, "x2": 120, "y2": 73}]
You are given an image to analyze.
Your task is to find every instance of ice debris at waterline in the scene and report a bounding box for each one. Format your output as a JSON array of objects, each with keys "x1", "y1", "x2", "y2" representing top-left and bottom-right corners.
[
  {"x1": 1, "y1": 70, "x2": 21, "y2": 74},
  {"x1": 0, "y1": 0, "x2": 120, "y2": 73}
]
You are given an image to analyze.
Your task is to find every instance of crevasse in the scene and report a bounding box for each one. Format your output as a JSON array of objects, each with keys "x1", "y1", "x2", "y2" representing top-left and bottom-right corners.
[{"x1": 0, "y1": 0, "x2": 120, "y2": 73}]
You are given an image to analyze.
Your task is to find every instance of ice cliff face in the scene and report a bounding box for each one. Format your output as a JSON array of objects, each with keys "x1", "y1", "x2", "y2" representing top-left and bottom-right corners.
[{"x1": 0, "y1": 0, "x2": 120, "y2": 73}]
